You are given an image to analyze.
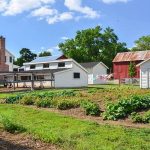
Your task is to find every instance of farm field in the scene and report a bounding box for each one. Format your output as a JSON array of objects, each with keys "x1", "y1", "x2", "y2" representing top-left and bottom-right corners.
[
  {"x1": 0, "y1": 104, "x2": 150, "y2": 150},
  {"x1": 0, "y1": 85, "x2": 150, "y2": 149}
]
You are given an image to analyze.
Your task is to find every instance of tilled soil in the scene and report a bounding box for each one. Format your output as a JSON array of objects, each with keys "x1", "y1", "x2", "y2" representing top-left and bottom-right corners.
[{"x1": 0, "y1": 131, "x2": 59, "y2": 150}]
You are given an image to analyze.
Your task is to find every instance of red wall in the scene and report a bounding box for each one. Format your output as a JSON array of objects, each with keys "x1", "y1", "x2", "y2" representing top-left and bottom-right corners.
[{"x1": 113, "y1": 61, "x2": 141, "y2": 79}]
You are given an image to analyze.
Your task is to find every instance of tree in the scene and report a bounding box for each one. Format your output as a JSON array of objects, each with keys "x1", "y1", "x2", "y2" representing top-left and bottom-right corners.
[
  {"x1": 59, "y1": 26, "x2": 128, "y2": 71},
  {"x1": 132, "y1": 35, "x2": 150, "y2": 51},
  {"x1": 128, "y1": 62, "x2": 137, "y2": 83},
  {"x1": 39, "y1": 51, "x2": 52, "y2": 57},
  {"x1": 14, "y1": 48, "x2": 37, "y2": 66}
]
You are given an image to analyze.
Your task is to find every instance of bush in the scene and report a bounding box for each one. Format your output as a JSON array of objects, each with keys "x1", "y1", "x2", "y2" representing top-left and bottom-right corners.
[
  {"x1": 36, "y1": 98, "x2": 53, "y2": 108},
  {"x1": 103, "y1": 95, "x2": 150, "y2": 120},
  {"x1": 81, "y1": 101, "x2": 101, "y2": 116},
  {"x1": 6, "y1": 95, "x2": 23, "y2": 104},
  {"x1": 0, "y1": 116, "x2": 26, "y2": 133},
  {"x1": 20, "y1": 95, "x2": 35, "y2": 105},
  {"x1": 131, "y1": 111, "x2": 150, "y2": 123},
  {"x1": 57, "y1": 99, "x2": 80, "y2": 110}
]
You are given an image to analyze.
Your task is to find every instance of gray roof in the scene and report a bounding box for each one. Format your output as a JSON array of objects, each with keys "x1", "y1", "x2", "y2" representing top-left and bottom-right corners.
[
  {"x1": 80, "y1": 62, "x2": 100, "y2": 68},
  {"x1": 30, "y1": 56, "x2": 59, "y2": 63}
]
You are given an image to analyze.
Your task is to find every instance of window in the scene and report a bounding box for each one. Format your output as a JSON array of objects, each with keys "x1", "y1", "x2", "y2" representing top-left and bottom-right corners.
[
  {"x1": 73, "y1": 73, "x2": 80, "y2": 79},
  {"x1": 21, "y1": 76, "x2": 31, "y2": 81},
  {"x1": 30, "y1": 65, "x2": 36, "y2": 69},
  {"x1": 5, "y1": 56, "x2": 6, "y2": 62},
  {"x1": 58, "y1": 62, "x2": 65, "y2": 67},
  {"x1": 10, "y1": 56, "x2": 12, "y2": 63},
  {"x1": 43, "y1": 63, "x2": 49, "y2": 68},
  {"x1": 37, "y1": 75, "x2": 44, "y2": 80}
]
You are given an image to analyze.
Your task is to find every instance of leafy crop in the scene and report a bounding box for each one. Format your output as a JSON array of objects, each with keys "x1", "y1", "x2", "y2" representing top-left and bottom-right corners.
[
  {"x1": 81, "y1": 100, "x2": 101, "y2": 116},
  {"x1": 131, "y1": 111, "x2": 150, "y2": 123},
  {"x1": 103, "y1": 95, "x2": 150, "y2": 120}
]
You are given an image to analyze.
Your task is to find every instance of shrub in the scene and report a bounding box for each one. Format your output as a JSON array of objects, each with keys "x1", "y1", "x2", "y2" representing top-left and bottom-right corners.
[
  {"x1": 6, "y1": 94, "x2": 23, "y2": 104},
  {"x1": 131, "y1": 111, "x2": 150, "y2": 123},
  {"x1": 36, "y1": 98, "x2": 53, "y2": 108},
  {"x1": 20, "y1": 95, "x2": 35, "y2": 105},
  {"x1": 0, "y1": 116, "x2": 26, "y2": 133},
  {"x1": 57, "y1": 99, "x2": 80, "y2": 110},
  {"x1": 103, "y1": 95, "x2": 150, "y2": 120},
  {"x1": 130, "y1": 112, "x2": 143, "y2": 123},
  {"x1": 81, "y1": 101, "x2": 101, "y2": 116}
]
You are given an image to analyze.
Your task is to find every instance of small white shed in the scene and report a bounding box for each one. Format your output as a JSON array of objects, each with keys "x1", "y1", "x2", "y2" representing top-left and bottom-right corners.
[
  {"x1": 137, "y1": 59, "x2": 150, "y2": 88},
  {"x1": 80, "y1": 62, "x2": 109, "y2": 84}
]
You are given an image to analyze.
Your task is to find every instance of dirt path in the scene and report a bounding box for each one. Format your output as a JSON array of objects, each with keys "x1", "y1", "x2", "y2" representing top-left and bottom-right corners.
[
  {"x1": 0, "y1": 130, "x2": 59, "y2": 150},
  {"x1": 33, "y1": 107, "x2": 150, "y2": 129}
]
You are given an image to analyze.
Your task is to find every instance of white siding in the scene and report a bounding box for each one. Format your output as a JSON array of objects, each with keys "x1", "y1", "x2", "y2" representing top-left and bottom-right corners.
[
  {"x1": 54, "y1": 62, "x2": 88, "y2": 88},
  {"x1": 93, "y1": 63, "x2": 107, "y2": 84},
  {"x1": 24, "y1": 61, "x2": 72, "y2": 71},
  {"x1": 140, "y1": 60, "x2": 150, "y2": 88},
  {"x1": 5, "y1": 50, "x2": 14, "y2": 71}
]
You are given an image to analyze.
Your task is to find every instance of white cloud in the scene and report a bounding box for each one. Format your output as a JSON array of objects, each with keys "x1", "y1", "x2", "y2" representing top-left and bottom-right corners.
[
  {"x1": 0, "y1": 0, "x2": 7, "y2": 12},
  {"x1": 102, "y1": 0, "x2": 130, "y2": 4},
  {"x1": 61, "y1": 36, "x2": 69, "y2": 40},
  {"x1": 31, "y1": 6, "x2": 57, "y2": 18},
  {"x1": 2, "y1": 0, "x2": 55, "y2": 16},
  {"x1": 0, "y1": 0, "x2": 100, "y2": 24},
  {"x1": 47, "y1": 12, "x2": 73, "y2": 24},
  {"x1": 64, "y1": 0, "x2": 100, "y2": 19}
]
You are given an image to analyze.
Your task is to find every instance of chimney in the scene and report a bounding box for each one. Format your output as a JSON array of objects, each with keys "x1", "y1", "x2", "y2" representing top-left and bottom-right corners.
[{"x1": 0, "y1": 36, "x2": 6, "y2": 65}]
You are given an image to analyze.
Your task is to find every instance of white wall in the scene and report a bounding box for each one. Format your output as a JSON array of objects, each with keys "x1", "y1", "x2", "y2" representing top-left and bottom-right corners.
[
  {"x1": 24, "y1": 61, "x2": 72, "y2": 71},
  {"x1": 93, "y1": 63, "x2": 107, "y2": 84},
  {"x1": 5, "y1": 50, "x2": 14, "y2": 71},
  {"x1": 139, "y1": 60, "x2": 150, "y2": 88},
  {"x1": 54, "y1": 62, "x2": 88, "y2": 88}
]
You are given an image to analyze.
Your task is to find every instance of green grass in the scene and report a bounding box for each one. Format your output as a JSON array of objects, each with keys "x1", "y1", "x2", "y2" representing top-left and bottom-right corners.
[{"x1": 0, "y1": 104, "x2": 150, "y2": 150}]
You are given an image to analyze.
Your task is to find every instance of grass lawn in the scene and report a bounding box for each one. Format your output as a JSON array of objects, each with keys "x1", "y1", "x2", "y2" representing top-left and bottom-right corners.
[{"x1": 0, "y1": 104, "x2": 150, "y2": 150}]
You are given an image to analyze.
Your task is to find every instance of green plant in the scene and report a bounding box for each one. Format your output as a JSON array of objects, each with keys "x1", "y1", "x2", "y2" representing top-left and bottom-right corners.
[
  {"x1": 6, "y1": 94, "x2": 23, "y2": 104},
  {"x1": 81, "y1": 101, "x2": 101, "y2": 116},
  {"x1": 57, "y1": 90, "x2": 76, "y2": 97},
  {"x1": 0, "y1": 116, "x2": 26, "y2": 133},
  {"x1": 36, "y1": 98, "x2": 53, "y2": 108},
  {"x1": 20, "y1": 95, "x2": 35, "y2": 105},
  {"x1": 131, "y1": 111, "x2": 150, "y2": 123},
  {"x1": 103, "y1": 95, "x2": 150, "y2": 120},
  {"x1": 57, "y1": 99, "x2": 80, "y2": 110}
]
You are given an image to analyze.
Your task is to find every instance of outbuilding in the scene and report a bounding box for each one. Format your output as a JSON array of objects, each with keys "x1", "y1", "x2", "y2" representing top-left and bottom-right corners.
[
  {"x1": 80, "y1": 62, "x2": 108, "y2": 84},
  {"x1": 137, "y1": 59, "x2": 150, "y2": 88},
  {"x1": 113, "y1": 50, "x2": 150, "y2": 80}
]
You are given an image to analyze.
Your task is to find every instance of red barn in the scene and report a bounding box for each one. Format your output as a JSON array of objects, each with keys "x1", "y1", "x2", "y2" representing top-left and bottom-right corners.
[{"x1": 113, "y1": 50, "x2": 150, "y2": 79}]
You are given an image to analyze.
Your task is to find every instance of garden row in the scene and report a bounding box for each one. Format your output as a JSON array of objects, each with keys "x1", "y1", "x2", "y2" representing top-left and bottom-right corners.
[
  {"x1": 5, "y1": 90, "x2": 101, "y2": 116},
  {"x1": 4, "y1": 90, "x2": 150, "y2": 123}
]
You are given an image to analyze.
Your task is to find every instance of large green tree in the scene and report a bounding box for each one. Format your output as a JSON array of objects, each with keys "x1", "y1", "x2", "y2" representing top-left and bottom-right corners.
[
  {"x1": 14, "y1": 48, "x2": 37, "y2": 66},
  {"x1": 59, "y1": 26, "x2": 128, "y2": 71},
  {"x1": 132, "y1": 35, "x2": 150, "y2": 51},
  {"x1": 39, "y1": 51, "x2": 52, "y2": 57}
]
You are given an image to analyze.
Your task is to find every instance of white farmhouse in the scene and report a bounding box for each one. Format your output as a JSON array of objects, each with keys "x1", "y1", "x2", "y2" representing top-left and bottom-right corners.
[
  {"x1": 22, "y1": 55, "x2": 88, "y2": 88},
  {"x1": 137, "y1": 59, "x2": 150, "y2": 88},
  {"x1": 80, "y1": 62, "x2": 108, "y2": 84},
  {"x1": 5, "y1": 49, "x2": 15, "y2": 71}
]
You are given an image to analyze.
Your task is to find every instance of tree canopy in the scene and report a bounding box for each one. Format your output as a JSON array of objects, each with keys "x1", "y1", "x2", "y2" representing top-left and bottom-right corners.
[
  {"x1": 59, "y1": 26, "x2": 128, "y2": 71},
  {"x1": 132, "y1": 35, "x2": 150, "y2": 51},
  {"x1": 39, "y1": 51, "x2": 52, "y2": 57},
  {"x1": 14, "y1": 48, "x2": 37, "y2": 66}
]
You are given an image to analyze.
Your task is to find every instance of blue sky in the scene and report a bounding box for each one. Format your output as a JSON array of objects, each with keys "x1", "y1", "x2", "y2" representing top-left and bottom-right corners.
[{"x1": 0, "y1": 0, "x2": 150, "y2": 58}]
